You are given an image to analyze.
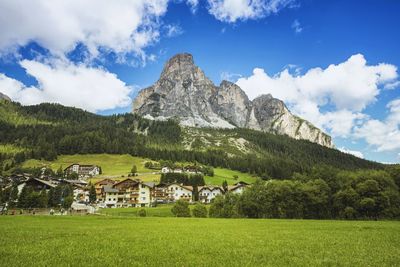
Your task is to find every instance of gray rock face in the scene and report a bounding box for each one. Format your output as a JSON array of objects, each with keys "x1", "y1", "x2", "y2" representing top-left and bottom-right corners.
[
  {"x1": 133, "y1": 53, "x2": 333, "y2": 147},
  {"x1": 0, "y1": 92, "x2": 11, "y2": 101}
]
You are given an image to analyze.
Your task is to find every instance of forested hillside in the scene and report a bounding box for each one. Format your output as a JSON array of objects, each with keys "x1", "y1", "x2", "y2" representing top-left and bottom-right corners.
[{"x1": 0, "y1": 100, "x2": 383, "y2": 179}]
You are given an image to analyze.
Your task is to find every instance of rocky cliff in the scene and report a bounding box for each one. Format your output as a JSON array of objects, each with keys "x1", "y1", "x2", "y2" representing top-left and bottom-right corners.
[
  {"x1": 133, "y1": 53, "x2": 333, "y2": 147},
  {"x1": 0, "y1": 92, "x2": 11, "y2": 101}
]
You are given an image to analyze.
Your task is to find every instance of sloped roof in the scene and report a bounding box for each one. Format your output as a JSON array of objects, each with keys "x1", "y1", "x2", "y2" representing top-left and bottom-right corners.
[{"x1": 198, "y1": 186, "x2": 224, "y2": 192}]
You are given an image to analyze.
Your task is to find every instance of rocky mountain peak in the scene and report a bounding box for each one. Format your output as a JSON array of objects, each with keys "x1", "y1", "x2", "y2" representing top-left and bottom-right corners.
[{"x1": 133, "y1": 53, "x2": 334, "y2": 147}]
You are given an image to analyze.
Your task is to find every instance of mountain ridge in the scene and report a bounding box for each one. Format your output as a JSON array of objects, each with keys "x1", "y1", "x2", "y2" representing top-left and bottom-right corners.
[{"x1": 133, "y1": 53, "x2": 333, "y2": 147}]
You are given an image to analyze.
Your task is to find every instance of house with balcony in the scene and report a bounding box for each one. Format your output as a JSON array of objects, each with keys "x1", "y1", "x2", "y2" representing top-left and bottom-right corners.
[
  {"x1": 198, "y1": 186, "x2": 224, "y2": 203},
  {"x1": 102, "y1": 186, "x2": 119, "y2": 208},
  {"x1": 166, "y1": 183, "x2": 193, "y2": 202},
  {"x1": 94, "y1": 179, "x2": 116, "y2": 202},
  {"x1": 64, "y1": 164, "x2": 100, "y2": 178}
]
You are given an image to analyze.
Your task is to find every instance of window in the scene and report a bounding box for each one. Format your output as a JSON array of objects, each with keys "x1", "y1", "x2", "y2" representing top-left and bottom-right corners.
[
  {"x1": 142, "y1": 197, "x2": 146, "y2": 201},
  {"x1": 175, "y1": 187, "x2": 178, "y2": 190},
  {"x1": 108, "y1": 198, "x2": 111, "y2": 201},
  {"x1": 141, "y1": 184, "x2": 145, "y2": 188},
  {"x1": 141, "y1": 192, "x2": 145, "y2": 194}
]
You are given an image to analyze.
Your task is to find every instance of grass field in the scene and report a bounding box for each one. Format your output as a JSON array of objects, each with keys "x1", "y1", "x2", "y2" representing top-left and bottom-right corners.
[
  {"x1": 0, "y1": 216, "x2": 399, "y2": 266},
  {"x1": 206, "y1": 168, "x2": 257, "y2": 185},
  {"x1": 22, "y1": 154, "x2": 155, "y2": 176},
  {"x1": 21, "y1": 153, "x2": 257, "y2": 185},
  {"x1": 99, "y1": 205, "x2": 175, "y2": 217}
]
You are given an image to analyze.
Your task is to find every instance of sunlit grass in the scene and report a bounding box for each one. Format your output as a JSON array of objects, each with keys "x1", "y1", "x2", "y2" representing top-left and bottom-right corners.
[{"x1": 0, "y1": 216, "x2": 399, "y2": 266}]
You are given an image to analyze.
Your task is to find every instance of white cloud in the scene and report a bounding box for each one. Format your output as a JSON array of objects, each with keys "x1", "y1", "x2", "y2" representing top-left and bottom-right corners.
[
  {"x1": 291, "y1": 19, "x2": 303, "y2": 33},
  {"x1": 338, "y1": 147, "x2": 364, "y2": 159},
  {"x1": 354, "y1": 98, "x2": 400, "y2": 152},
  {"x1": 384, "y1": 80, "x2": 400, "y2": 90},
  {"x1": 186, "y1": 0, "x2": 199, "y2": 13},
  {"x1": 164, "y1": 24, "x2": 184, "y2": 38},
  {"x1": 207, "y1": 0, "x2": 296, "y2": 23},
  {"x1": 220, "y1": 71, "x2": 242, "y2": 82},
  {"x1": 0, "y1": 0, "x2": 169, "y2": 59},
  {"x1": 0, "y1": 59, "x2": 132, "y2": 112},
  {"x1": 236, "y1": 54, "x2": 398, "y2": 138}
]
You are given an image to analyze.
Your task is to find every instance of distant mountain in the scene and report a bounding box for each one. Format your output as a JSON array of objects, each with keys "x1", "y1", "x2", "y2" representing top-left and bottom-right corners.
[
  {"x1": 133, "y1": 53, "x2": 333, "y2": 147},
  {"x1": 0, "y1": 92, "x2": 11, "y2": 101}
]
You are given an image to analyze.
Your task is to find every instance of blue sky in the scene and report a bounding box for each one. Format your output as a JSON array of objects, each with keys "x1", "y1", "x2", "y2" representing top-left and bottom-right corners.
[{"x1": 0, "y1": 0, "x2": 399, "y2": 163}]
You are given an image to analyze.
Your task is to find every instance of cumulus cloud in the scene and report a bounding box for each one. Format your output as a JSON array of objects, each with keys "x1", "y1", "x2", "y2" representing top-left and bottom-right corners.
[
  {"x1": 354, "y1": 99, "x2": 400, "y2": 152},
  {"x1": 207, "y1": 0, "x2": 296, "y2": 23},
  {"x1": 291, "y1": 19, "x2": 303, "y2": 33},
  {"x1": 0, "y1": 0, "x2": 169, "y2": 59},
  {"x1": 0, "y1": 59, "x2": 132, "y2": 112},
  {"x1": 338, "y1": 147, "x2": 364, "y2": 159},
  {"x1": 236, "y1": 54, "x2": 398, "y2": 139}
]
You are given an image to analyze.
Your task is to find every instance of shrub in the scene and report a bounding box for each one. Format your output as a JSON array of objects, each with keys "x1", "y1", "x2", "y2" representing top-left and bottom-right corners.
[
  {"x1": 209, "y1": 193, "x2": 240, "y2": 218},
  {"x1": 192, "y1": 203, "x2": 207, "y2": 218},
  {"x1": 138, "y1": 209, "x2": 146, "y2": 217},
  {"x1": 171, "y1": 200, "x2": 191, "y2": 217}
]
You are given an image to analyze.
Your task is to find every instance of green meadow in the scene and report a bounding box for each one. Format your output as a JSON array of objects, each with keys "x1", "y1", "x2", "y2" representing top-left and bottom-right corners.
[
  {"x1": 0, "y1": 216, "x2": 399, "y2": 266},
  {"x1": 22, "y1": 154, "x2": 154, "y2": 176},
  {"x1": 206, "y1": 167, "x2": 257, "y2": 185},
  {"x1": 21, "y1": 153, "x2": 256, "y2": 185}
]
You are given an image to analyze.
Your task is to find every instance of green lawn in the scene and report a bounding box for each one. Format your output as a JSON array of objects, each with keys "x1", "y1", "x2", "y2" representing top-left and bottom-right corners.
[
  {"x1": 22, "y1": 154, "x2": 155, "y2": 176},
  {"x1": 205, "y1": 167, "x2": 257, "y2": 185},
  {"x1": 0, "y1": 216, "x2": 399, "y2": 266},
  {"x1": 98, "y1": 204, "x2": 207, "y2": 218},
  {"x1": 99, "y1": 205, "x2": 175, "y2": 217}
]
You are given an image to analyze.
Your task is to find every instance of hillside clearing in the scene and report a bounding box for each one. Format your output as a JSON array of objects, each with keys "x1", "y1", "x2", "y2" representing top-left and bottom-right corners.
[
  {"x1": 0, "y1": 216, "x2": 399, "y2": 266},
  {"x1": 21, "y1": 154, "x2": 257, "y2": 185},
  {"x1": 22, "y1": 154, "x2": 154, "y2": 176}
]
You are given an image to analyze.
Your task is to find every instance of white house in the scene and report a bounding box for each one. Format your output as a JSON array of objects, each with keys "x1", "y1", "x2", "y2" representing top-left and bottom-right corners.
[
  {"x1": 228, "y1": 184, "x2": 247, "y2": 194},
  {"x1": 135, "y1": 182, "x2": 153, "y2": 207},
  {"x1": 198, "y1": 186, "x2": 224, "y2": 203},
  {"x1": 64, "y1": 164, "x2": 100, "y2": 177},
  {"x1": 166, "y1": 183, "x2": 193, "y2": 202},
  {"x1": 103, "y1": 186, "x2": 119, "y2": 208},
  {"x1": 161, "y1": 167, "x2": 171, "y2": 173},
  {"x1": 73, "y1": 188, "x2": 89, "y2": 203}
]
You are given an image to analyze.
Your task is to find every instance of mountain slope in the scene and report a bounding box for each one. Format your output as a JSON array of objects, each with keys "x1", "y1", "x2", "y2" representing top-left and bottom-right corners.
[
  {"x1": 0, "y1": 101, "x2": 381, "y2": 179},
  {"x1": 133, "y1": 53, "x2": 333, "y2": 147}
]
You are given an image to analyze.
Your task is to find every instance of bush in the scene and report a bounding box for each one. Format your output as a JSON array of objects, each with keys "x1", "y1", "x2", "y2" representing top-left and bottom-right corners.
[
  {"x1": 192, "y1": 203, "x2": 207, "y2": 218},
  {"x1": 343, "y1": 206, "x2": 356, "y2": 219},
  {"x1": 209, "y1": 193, "x2": 240, "y2": 218},
  {"x1": 138, "y1": 209, "x2": 147, "y2": 217},
  {"x1": 171, "y1": 200, "x2": 191, "y2": 217}
]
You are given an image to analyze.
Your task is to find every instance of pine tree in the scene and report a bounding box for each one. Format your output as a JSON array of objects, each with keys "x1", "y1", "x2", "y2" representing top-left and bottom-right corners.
[
  {"x1": 222, "y1": 180, "x2": 228, "y2": 192},
  {"x1": 89, "y1": 185, "x2": 96, "y2": 203},
  {"x1": 9, "y1": 185, "x2": 19, "y2": 207},
  {"x1": 131, "y1": 165, "x2": 137, "y2": 175},
  {"x1": 18, "y1": 186, "x2": 32, "y2": 208},
  {"x1": 56, "y1": 166, "x2": 64, "y2": 178},
  {"x1": 38, "y1": 190, "x2": 48, "y2": 208}
]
